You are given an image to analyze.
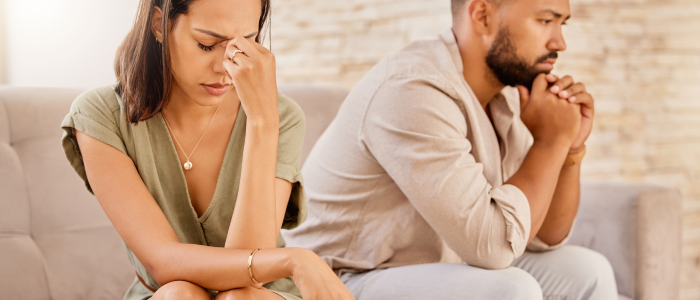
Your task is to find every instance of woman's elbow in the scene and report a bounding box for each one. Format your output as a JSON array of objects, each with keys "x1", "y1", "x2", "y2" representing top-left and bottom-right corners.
[
  {"x1": 138, "y1": 246, "x2": 180, "y2": 286},
  {"x1": 147, "y1": 264, "x2": 174, "y2": 287}
]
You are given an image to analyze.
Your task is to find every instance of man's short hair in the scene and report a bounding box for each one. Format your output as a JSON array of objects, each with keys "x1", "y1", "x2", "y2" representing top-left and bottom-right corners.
[
  {"x1": 451, "y1": 0, "x2": 509, "y2": 20},
  {"x1": 451, "y1": 0, "x2": 469, "y2": 18}
]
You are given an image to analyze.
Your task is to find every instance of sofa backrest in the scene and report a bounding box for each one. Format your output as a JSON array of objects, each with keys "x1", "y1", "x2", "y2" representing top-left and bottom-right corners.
[
  {"x1": 0, "y1": 84, "x2": 348, "y2": 300},
  {"x1": 278, "y1": 83, "x2": 348, "y2": 165},
  {"x1": 0, "y1": 87, "x2": 134, "y2": 300}
]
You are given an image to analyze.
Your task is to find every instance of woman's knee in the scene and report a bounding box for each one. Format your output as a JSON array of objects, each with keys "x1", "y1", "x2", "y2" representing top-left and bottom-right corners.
[
  {"x1": 151, "y1": 281, "x2": 211, "y2": 300},
  {"x1": 215, "y1": 286, "x2": 282, "y2": 300}
]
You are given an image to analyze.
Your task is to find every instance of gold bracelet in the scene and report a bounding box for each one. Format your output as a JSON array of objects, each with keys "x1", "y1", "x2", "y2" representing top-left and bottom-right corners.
[
  {"x1": 564, "y1": 145, "x2": 587, "y2": 167},
  {"x1": 248, "y1": 248, "x2": 261, "y2": 284}
]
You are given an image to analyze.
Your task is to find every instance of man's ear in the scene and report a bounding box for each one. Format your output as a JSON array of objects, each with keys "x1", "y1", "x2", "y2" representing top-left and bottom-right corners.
[
  {"x1": 151, "y1": 6, "x2": 164, "y2": 43},
  {"x1": 467, "y1": 0, "x2": 496, "y2": 35}
]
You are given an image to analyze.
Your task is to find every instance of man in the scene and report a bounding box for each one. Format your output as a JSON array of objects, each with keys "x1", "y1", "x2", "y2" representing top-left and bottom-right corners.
[{"x1": 283, "y1": 0, "x2": 618, "y2": 298}]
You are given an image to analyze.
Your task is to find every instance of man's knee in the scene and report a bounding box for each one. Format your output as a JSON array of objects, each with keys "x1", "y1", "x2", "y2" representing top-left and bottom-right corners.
[
  {"x1": 558, "y1": 246, "x2": 616, "y2": 292},
  {"x1": 463, "y1": 267, "x2": 542, "y2": 300},
  {"x1": 496, "y1": 268, "x2": 543, "y2": 300},
  {"x1": 152, "y1": 281, "x2": 210, "y2": 300}
]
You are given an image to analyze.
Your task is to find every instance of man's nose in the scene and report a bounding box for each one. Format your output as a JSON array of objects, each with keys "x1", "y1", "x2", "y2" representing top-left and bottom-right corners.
[{"x1": 548, "y1": 30, "x2": 567, "y2": 52}]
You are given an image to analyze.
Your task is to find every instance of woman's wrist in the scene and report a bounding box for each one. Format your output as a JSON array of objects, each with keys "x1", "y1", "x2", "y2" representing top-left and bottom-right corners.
[
  {"x1": 283, "y1": 247, "x2": 313, "y2": 277},
  {"x1": 246, "y1": 115, "x2": 279, "y2": 132}
]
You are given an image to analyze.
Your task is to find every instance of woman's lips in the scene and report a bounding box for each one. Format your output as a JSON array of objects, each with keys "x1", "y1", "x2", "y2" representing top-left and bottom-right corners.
[{"x1": 202, "y1": 83, "x2": 230, "y2": 96}]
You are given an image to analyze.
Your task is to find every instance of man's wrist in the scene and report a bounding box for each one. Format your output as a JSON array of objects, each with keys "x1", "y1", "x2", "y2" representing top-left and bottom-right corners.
[
  {"x1": 563, "y1": 145, "x2": 586, "y2": 167},
  {"x1": 568, "y1": 144, "x2": 586, "y2": 155},
  {"x1": 532, "y1": 136, "x2": 571, "y2": 153}
]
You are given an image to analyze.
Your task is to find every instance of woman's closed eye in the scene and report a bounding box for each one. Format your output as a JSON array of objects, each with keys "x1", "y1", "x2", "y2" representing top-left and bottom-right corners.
[{"x1": 197, "y1": 43, "x2": 216, "y2": 52}]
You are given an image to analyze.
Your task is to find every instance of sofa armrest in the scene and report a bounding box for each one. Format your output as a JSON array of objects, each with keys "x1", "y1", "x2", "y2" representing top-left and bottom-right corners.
[{"x1": 570, "y1": 181, "x2": 682, "y2": 300}]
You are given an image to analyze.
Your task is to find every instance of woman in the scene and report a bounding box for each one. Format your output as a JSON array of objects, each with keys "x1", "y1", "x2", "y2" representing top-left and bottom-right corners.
[{"x1": 60, "y1": 0, "x2": 353, "y2": 299}]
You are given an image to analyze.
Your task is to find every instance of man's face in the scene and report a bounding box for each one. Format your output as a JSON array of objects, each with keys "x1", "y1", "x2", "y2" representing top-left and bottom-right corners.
[{"x1": 485, "y1": 0, "x2": 570, "y2": 89}]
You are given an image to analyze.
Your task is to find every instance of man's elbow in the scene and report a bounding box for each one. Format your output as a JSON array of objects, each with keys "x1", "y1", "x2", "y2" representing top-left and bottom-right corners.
[
  {"x1": 458, "y1": 244, "x2": 520, "y2": 270},
  {"x1": 464, "y1": 254, "x2": 514, "y2": 270}
]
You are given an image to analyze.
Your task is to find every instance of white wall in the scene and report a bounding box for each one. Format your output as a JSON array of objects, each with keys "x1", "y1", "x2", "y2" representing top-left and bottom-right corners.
[
  {"x1": 0, "y1": 0, "x2": 7, "y2": 84},
  {"x1": 6, "y1": 0, "x2": 140, "y2": 88}
]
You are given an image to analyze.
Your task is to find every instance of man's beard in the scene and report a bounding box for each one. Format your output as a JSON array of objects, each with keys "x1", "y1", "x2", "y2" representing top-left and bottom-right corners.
[{"x1": 485, "y1": 27, "x2": 558, "y2": 90}]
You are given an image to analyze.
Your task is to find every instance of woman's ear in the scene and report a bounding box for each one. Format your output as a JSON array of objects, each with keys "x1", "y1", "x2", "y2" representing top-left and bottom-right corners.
[{"x1": 151, "y1": 6, "x2": 164, "y2": 43}]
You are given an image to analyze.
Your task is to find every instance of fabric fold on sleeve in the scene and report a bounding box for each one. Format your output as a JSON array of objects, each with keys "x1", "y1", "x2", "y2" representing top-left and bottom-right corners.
[
  {"x1": 491, "y1": 184, "x2": 531, "y2": 258},
  {"x1": 60, "y1": 87, "x2": 126, "y2": 195},
  {"x1": 275, "y1": 162, "x2": 307, "y2": 230},
  {"x1": 526, "y1": 217, "x2": 575, "y2": 252}
]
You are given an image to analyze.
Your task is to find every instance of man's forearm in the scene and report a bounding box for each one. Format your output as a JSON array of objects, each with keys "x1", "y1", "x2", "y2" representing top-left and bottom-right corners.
[
  {"x1": 505, "y1": 139, "x2": 570, "y2": 243},
  {"x1": 536, "y1": 162, "x2": 580, "y2": 245}
]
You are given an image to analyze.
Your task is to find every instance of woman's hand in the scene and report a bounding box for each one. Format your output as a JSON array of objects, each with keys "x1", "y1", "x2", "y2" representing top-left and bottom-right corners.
[
  {"x1": 224, "y1": 35, "x2": 279, "y2": 126},
  {"x1": 289, "y1": 248, "x2": 355, "y2": 300}
]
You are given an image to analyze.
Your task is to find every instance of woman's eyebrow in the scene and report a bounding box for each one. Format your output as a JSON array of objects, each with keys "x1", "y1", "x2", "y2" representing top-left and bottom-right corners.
[{"x1": 194, "y1": 28, "x2": 258, "y2": 40}]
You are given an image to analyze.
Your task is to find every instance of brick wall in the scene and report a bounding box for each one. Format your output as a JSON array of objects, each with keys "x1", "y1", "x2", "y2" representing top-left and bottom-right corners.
[{"x1": 271, "y1": 0, "x2": 700, "y2": 298}]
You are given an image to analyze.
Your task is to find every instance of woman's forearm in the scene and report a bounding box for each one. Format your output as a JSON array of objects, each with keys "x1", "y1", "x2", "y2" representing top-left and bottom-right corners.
[
  {"x1": 150, "y1": 243, "x2": 303, "y2": 290},
  {"x1": 225, "y1": 120, "x2": 280, "y2": 249}
]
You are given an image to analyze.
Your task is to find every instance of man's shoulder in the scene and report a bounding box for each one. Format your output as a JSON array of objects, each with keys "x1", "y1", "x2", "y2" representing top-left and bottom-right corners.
[
  {"x1": 381, "y1": 35, "x2": 461, "y2": 83},
  {"x1": 347, "y1": 34, "x2": 462, "y2": 107}
]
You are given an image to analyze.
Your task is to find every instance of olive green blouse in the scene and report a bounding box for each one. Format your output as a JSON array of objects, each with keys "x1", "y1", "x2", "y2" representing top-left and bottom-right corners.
[{"x1": 60, "y1": 85, "x2": 306, "y2": 299}]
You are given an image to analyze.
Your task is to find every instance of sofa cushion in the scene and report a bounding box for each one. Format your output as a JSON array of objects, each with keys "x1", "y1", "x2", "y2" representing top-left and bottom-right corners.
[{"x1": 0, "y1": 87, "x2": 134, "y2": 300}]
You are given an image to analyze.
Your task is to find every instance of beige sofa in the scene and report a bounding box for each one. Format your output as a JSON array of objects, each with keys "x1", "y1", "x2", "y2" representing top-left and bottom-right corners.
[{"x1": 0, "y1": 84, "x2": 682, "y2": 300}]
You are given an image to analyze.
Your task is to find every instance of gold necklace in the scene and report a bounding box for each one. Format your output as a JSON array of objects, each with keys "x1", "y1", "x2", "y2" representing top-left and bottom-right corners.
[{"x1": 162, "y1": 99, "x2": 224, "y2": 171}]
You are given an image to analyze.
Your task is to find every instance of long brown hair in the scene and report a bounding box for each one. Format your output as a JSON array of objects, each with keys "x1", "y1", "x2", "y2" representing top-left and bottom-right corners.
[{"x1": 114, "y1": 0, "x2": 271, "y2": 124}]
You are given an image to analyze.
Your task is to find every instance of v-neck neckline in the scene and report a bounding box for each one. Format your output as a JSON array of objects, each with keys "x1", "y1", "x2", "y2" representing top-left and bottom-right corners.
[{"x1": 157, "y1": 104, "x2": 246, "y2": 222}]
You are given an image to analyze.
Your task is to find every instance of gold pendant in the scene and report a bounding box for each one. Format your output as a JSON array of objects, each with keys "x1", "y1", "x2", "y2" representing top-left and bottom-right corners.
[{"x1": 184, "y1": 161, "x2": 193, "y2": 170}]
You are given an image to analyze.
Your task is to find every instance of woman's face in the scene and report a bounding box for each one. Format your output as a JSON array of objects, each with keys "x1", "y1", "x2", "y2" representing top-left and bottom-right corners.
[{"x1": 165, "y1": 0, "x2": 261, "y2": 106}]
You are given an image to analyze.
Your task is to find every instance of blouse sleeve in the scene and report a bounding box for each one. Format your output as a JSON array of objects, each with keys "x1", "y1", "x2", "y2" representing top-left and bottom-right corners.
[
  {"x1": 275, "y1": 93, "x2": 308, "y2": 230},
  {"x1": 60, "y1": 85, "x2": 126, "y2": 195}
]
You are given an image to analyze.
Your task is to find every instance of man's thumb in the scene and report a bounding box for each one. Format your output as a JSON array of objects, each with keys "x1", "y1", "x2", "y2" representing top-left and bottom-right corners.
[{"x1": 516, "y1": 85, "x2": 530, "y2": 111}]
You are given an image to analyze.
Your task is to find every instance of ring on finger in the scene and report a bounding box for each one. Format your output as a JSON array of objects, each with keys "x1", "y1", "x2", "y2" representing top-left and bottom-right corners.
[{"x1": 230, "y1": 49, "x2": 243, "y2": 60}]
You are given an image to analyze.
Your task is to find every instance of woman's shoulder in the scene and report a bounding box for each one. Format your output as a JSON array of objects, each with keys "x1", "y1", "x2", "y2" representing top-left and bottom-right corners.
[
  {"x1": 69, "y1": 84, "x2": 122, "y2": 120},
  {"x1": 277, "y1": 92, "x2": 306, "y2": 130}
]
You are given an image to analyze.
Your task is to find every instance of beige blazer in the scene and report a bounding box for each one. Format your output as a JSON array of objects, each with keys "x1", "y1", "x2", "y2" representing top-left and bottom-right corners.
[{"x1": 282, "y1": 30, "x2": 570, "y2": 273}]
